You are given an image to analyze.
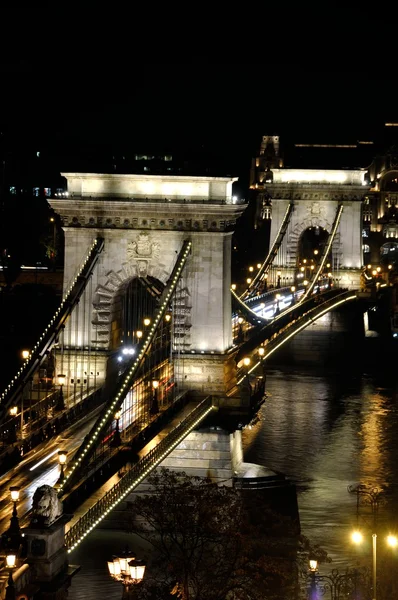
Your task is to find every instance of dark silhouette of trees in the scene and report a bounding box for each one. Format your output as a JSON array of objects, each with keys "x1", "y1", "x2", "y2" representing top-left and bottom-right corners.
[{"x1": 127, "y1": 468, "x2": 330, "y2": 600}]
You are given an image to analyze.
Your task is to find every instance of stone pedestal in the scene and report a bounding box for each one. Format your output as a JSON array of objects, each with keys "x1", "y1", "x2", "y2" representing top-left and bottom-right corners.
[{"x1": 22, "y1": 515, "x2": 72, "y2": 583}]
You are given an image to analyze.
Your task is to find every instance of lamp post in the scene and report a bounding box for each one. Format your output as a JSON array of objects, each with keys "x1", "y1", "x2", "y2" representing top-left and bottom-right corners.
[
  {"x1": 5, "y1": 553, "x2": 16, "y2": 600},
  {"x1": 150, "y1": 380, "x2": 159, "y2": 415},
  {"x1": 112, "y1": 411, "x2": 122, "y2": 447},
  {"x1": 107, "y1": 550, "x2": 146, "y2": 600},
  {"x1": 350, "y1": 530, "x2": 397, "y2": 600},
  {"x1": 8, "y1": 407, "x2": 17, "y2": 443},
  {"x1": 308, "y1": 560, "x2": 368, "y2": 600},
  {"x1": 5, "y1": 487, "x2": 21, "y2": 552},
  {"x1": 348, "y1": 484, "x2": 395, "y2": 600},
  {"x1": 57, "y1": 451, "x2": 67, "y2": 483},
  {"x1": 56, "y1": 374, "x2": 66, "y2": 411}
]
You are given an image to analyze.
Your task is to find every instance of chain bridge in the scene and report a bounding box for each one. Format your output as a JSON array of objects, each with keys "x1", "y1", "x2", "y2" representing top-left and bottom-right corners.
[{"x1": 0, "y1": 165, "x2": 387, "y2": 568}]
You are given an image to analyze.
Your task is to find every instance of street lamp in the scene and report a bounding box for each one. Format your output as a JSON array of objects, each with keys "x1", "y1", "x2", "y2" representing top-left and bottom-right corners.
[
  {"x1": 56, "y1": 374, "x2": 66, "y2": 411},
  {"x1": 5, "y1": 554, "x2": 16, "y2": 600},
  {"x1": 351, "y1": 530, "x2": 397, "y2": 600},
  {"x1": 111, "y1": 411, "x2": 122, "y2": 447},
  {"x1": 21, "y1": 349, "x2": 30, "y2": 360},
  {"x1": 107, "y1": 550, "x2": 146, "y2": 599},
  {"x1": 58, "y1": 451, "x2": 67, "y2": 482},
  {"x1": 136, "y1": 330, "x2": 143, "y2": 340},
  {"x1": 143, "y1": 318, "x2": 151, "y2": 327},
  {"x1": 5, "y1": 487, "x2": 21, "y2": 552},
  {"x1": 308, "y1": 560, "x2": 367, "y2": 600},
  {"x1": 150, "y1": 380, "x2": 159, "y2": 415}
]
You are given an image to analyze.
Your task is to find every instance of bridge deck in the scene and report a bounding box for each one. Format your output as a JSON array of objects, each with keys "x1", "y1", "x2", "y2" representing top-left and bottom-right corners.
[{"x1": 65, "y1": 400, "x2": 205, "y2": 532}]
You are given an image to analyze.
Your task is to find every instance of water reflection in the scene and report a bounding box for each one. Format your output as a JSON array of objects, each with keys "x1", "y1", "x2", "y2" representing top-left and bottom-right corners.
[{"x1": 242, "y1": 368, "x2": 398, "y2": 569}]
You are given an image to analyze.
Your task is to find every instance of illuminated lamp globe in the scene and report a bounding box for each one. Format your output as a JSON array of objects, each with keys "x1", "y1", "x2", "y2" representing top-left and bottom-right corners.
[
  {"x1": 243, "y1": 357, "x2": 251, "y2": 367},
  {"x1": 351, "y1": 531, "x2": 363, "y2": 544}
]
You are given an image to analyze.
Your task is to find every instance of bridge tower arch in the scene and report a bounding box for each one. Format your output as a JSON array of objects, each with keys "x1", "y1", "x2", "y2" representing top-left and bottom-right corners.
[
  {"x1": 49, "y1": 173, "x2": 246, "y2": 395},
  {"x1": 265, "y1": 168, "x2": 368, "y2": 289}
]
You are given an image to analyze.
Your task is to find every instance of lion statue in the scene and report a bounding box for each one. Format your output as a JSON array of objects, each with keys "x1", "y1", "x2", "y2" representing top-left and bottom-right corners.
[{"x1": 30, "y1": 485, "x2": 63, "y2": 526}]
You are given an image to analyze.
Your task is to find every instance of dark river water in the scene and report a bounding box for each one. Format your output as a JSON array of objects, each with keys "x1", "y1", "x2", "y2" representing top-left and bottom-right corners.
[{"x1": 242, "y1": 365, "x2": 398, "y2": 571}]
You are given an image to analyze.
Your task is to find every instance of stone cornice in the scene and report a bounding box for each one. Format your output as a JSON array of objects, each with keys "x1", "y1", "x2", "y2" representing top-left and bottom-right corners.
[
  {"x1": 49, "y1": 199, "x2": 247, "y2": 232},
  {"x1": 264, "y1": 183, "x2": 367, "y2": 202}
]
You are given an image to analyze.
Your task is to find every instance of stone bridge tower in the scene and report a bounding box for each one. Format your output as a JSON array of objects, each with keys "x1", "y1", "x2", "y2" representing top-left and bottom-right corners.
[
  {"x1": 49, "y1": 174, "x2": 246, "y2": 397},
  {"x1": 266, "y1": 167, "x2": 369, "y2": 289}
]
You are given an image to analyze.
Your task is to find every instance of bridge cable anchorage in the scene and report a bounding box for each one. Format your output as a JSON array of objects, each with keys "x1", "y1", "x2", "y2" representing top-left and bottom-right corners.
[
  {"x1": 299, "y1": 204, "x2": 344, "y2": 304},
  {"x1": 0, "y1": 237, "x2": 105, "y2": 423},
  {"x1": 58, "y1": 239, "x2": 192, "y2": 497},
  {"x1": 239, "y1": 202, "x2": 294, "y2": 301},
  {"x1": 234, "y1": 290, "x2": 356, "y2": 386},
  {"x1": 64, "y1": 397, "x2": 215, "y2": 553}
]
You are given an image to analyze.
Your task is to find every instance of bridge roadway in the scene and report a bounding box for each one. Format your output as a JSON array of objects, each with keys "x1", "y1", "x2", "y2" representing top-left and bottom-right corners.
[
  {"x1": 0, "y1": 404, "x2": 104, "y2": 533},
  {"x1": 0, "y1": 396, "x2": 213, "y2": 544}
]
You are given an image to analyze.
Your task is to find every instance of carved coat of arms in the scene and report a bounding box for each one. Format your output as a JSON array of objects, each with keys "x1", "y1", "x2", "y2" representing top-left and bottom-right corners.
[{"x1": 127, "y1": 232, "x2": 160, "y2": 277}]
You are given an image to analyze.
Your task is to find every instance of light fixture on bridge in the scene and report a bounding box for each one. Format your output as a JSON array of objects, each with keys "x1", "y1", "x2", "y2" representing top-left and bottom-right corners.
[
  {"x1": 388, "y1": 264, "x2": 393, "y2": 269},
  {"x1": 231, "y1": 284, "x2": 236, "y2": 290},
  {"x1": 150, "y1": 380, "x2": 160, "y2": 415},
  {"x1": 314, "y1": 249, "x2": 319, "y2": 255},
  {"x1": 111, "y1": 411, "x2": 122, "y2": 448},
  {"x1": 291, "y1": 286, "x2": 296, "y2": 292},
  {"x1": 243, "y1": 357, "x2": 251, "y2": 367},
  {"x1": 367, "y1": 264, "x2": 372, "y2": 269},
  {"x1": 165, "y1": 313, "x2": 172, "y2": 321},
  {"x1": 376, "y1": 267, "x2": 381, "y2": 273},
  {"x1": 7, "y1": 487, "x2": 21, "y2": 553},
  {"x1": 9, "y1": 406, "x2": 17, "y2": 417},
  {"x1": 56, "y1": 374, "x2": 66, "y2": 411},
  {"x1": 310, "y1": 265, "x2": 315, "y2": 270},
  {"x1": 58, "y1": 451, "x2": 67, "y2": 483},
  {"x1": 136, "y1": 330, "x2": 143, "y2": 339},
  {"x1": 246, "y1": 278, "x2": 252, "y2": 284},
  {"x1": 248, "y1": 266, "x2": 254, "y2": 272},
  {"x1": 238, "y1": 317, "x2": 244, "y2": 324},
  {"x1": 303, "y1": 280, "x2": 308, "y2": 285},
  {"x1": 21, "y1": 349, "x2": 30, "y2": 360},
  {"x1": 300, "y1": 267, "x2": 305, "y2": 272},
  {"x1": 372, "y1": 270, "x2": 377, "y2": 276},
  {"x1": 5, "y1": 553, "x2": 16, "y2": 600},
  {"x1": 143, "y1": 318, "x2": 151, "y2": 326},
  {"x1": 107, "y1": 551, "x2": 146, "y2": 597},
  {"x1": 257, "y1": 263, "x2": 262, "y2": 269},
  {"x1": 258, "y1": 347, "x2": 265, "y2": 357},
  {"x1": 303, "y1": 259, "x2": 307, "y2": 264}
]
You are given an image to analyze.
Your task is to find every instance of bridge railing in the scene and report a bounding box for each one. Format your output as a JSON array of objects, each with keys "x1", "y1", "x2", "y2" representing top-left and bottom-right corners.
[{"x1": 65, "y1": 395, "x2": 216, "y2": 553}]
